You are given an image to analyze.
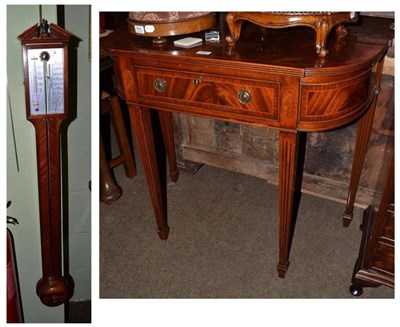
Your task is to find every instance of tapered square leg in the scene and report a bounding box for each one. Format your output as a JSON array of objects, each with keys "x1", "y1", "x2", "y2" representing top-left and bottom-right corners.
[
  {"x1": 129, "y1": 105, "x2": 169, "y2": 240},
  {"x1": 159, "y1": 111, "x2": 179, "y2": 183},
  {"x1": 277, "y1": 131, "x2": 299, "y2": 278},
  {"x1": 343, "y1": 56, "x2": 385, "y2": 227},
  {"x1": 343, "y1": 106, "x2": 375, "y2": 227}
]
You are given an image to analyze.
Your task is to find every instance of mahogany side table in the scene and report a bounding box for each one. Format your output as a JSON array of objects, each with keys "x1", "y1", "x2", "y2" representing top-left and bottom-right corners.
[{"x1": 101, "y1": 20, "x2": 390, "y2": 278}]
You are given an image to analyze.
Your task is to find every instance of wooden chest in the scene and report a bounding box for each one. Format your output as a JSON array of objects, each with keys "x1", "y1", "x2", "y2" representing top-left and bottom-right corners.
[{"x1": 350, "y1": 156, "x2": 394, "y2": 295}]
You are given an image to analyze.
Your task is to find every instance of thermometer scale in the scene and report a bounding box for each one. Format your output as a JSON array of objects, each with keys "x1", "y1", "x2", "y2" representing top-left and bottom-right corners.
[{"x1": 27, "y1": 48, "x2": 64, "y2": 115}]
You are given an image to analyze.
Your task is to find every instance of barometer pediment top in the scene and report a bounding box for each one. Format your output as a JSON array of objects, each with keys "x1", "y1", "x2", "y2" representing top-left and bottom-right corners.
[{"x1": 18, "y1": 20, "x2": 74, "y2": 44}]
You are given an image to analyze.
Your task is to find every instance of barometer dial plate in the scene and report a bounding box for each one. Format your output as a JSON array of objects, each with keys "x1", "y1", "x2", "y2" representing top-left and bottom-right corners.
[{"x1": 27, "y1": 48, "x2": 64, "y2": 115}]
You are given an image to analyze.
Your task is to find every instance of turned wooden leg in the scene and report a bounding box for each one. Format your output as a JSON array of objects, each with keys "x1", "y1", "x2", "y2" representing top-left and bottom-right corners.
[
  {"x1": 107, "y1": 95, "x2": 137, "y2": 178},
  {"x1": 343, "y1": 56, "x2": 385, "y2": 227},
  {"x1": 100, "y1": 132, "x2": 122, "y2": 204},
  {"x1": 277, "y1": 131, "x2": 299, "y2": 278},
  {"x1": 158, "y1": 111, "x2": 179, "y2": 182},
  {"x1": 129, "y1": 106, "x2": 169, "y2": 240}
]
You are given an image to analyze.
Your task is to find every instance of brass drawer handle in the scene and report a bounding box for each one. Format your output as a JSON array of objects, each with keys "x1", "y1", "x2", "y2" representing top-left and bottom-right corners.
[
  {"x1": 154, "y1": 78, "x2": 166, "y2": 92},
  {"x1": 237, "y1": 89, "x2": 251, "y2": 104}
]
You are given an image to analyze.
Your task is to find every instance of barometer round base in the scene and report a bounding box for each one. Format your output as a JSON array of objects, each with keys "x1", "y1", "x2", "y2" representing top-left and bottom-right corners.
[{"x1": 36, "y1": 275, "x2": 73, "y2": 307}]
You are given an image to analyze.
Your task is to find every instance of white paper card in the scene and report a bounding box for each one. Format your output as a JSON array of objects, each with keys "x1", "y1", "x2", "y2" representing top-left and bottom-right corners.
[
  {"x1": 196, "y1": 51, "x2": 212, "y2": 55},
  {"x1": 174, "y1": 37, "x2": 203, "y2": 48}
]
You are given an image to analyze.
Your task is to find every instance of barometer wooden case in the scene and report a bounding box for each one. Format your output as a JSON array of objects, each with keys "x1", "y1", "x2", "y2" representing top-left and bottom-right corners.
[{"x1": 18, "y1": 19, "x2": 73, "y2": 307}]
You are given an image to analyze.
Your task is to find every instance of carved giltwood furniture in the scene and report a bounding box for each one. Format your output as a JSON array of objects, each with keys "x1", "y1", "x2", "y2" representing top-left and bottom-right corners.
[
  {"x1": 102, "y1": 17, "x2": 390, "y2": 278},
  {"x1": 226, "y1": 12, "x2": 357, "y2": 57}
]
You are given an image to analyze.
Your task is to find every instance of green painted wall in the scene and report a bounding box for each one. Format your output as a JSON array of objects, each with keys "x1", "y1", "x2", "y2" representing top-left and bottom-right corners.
[{"x1": 64, "y1": 4, "x2": 92, "y2": 302}]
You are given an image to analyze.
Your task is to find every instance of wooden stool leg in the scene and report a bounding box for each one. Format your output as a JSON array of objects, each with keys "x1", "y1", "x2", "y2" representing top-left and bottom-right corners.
[
  {"x1": 158, "y1": 111, "x2": 179, "y2": 182},
  {"x1": 107, "y1": 96, "x2": 137, "y2": 178},
  {"x1": 100, "y1": 132, "x2": 122, "y2": 204}
]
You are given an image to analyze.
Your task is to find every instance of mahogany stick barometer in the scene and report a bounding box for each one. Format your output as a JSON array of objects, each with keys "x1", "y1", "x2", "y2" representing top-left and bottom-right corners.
[{"x1": 18, "y1": 19, "x2": 74, "y2": 307}]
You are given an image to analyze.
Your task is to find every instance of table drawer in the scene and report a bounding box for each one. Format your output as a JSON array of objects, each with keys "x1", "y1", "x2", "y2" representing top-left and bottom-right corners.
[
  {"x1": 135, "y1": 68, "x2": 279, "y2": 120},
  {"x1": 137, "y1": 70, "x2": 214, "y2": 104}
]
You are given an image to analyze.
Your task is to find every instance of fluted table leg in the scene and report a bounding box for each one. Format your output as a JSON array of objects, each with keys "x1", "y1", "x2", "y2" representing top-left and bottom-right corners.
[{"x1": 277, "y1": 131, "x2": 299, "y2": 278}]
